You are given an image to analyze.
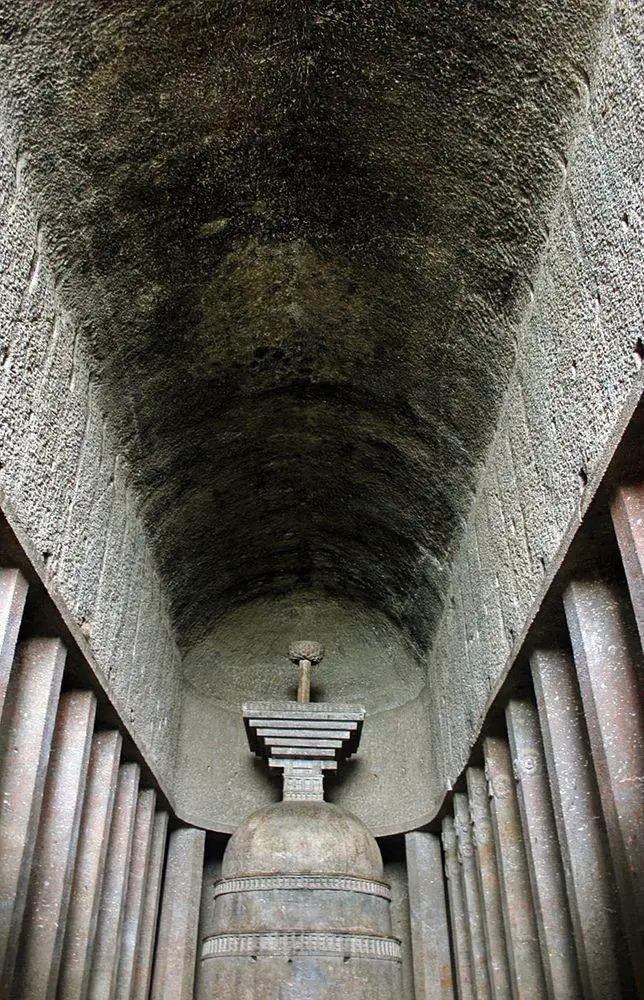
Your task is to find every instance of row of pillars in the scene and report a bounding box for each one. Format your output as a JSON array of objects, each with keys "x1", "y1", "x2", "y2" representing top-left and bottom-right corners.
[
  {"x1": 406, "y1": 482, "x2": 644, "y2": 1000},
  {"x1": 0, "y1": 565, "x2": 206, "y2": 1000}
]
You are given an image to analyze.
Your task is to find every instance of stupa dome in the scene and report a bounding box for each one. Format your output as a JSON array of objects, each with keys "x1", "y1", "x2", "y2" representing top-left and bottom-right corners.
[{"x1": 222, "y1": 799, "x2": 384, "y2": 881}]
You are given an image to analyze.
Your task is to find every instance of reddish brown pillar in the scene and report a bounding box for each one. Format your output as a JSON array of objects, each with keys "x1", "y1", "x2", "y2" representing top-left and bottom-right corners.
[
  {"x1": 0, "y1": 567, "x2": 27, "y2": 718},
  {"x1": 87, "y1": 762, "x2": 141, "y2": 999},
  {"x1": 151, "y1": 826, "x2": 206, "y2": 1000},
  {"x1": 531, "y1": 647, "x2": 629, "y2": 999},
  {"x1": 0, "y1": 637, "x2": 66, "y2": 995},
  {"x1": 405, "y1": 831, "x2": 455, "y2": 1000},
  {"x1": 115, "y1": 788, "x2": 156, "y2": 1000},
  {"x1": 466, "y1": 767, "x2": 511, "y2": 999},
  {"x1": 453, "y1": 793, "x2": 491, "y2": 998},
  {"x1": 11, "y1": 689, "x2": 96, "y2": 1000},
  {"x1": 58, "y1": 729, "x2": 123, "y2": 1000},
  {"x1": 131, "y1": 810, "x2": 169, "y2": 1000},
  {"x1": 483, "y1": 737, "x2": 545, "y2": 1000},
  {"x1": 506, "y1": 698, "x2": 581, "y2": 998},
  {"x1": 564, "y1": 579, "x2": 644, "y2": 995},
  {"x1": 611, "y1": 483, "x2": 644, "y2": 644},
  {"x1": 442, "y1": 815, "x2": 474, "y2": 1000}
]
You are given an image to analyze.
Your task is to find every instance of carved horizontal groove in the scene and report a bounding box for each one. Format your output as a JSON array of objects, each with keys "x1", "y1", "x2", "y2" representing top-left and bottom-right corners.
[
  {"x1": 202, "y1": 932, "x2": 402, "y2": 962},
  {"x1": 214, "y1": 875, "x2": 391, "y2": 900}
]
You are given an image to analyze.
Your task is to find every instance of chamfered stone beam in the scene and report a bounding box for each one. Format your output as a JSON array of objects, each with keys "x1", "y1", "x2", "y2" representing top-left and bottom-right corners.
[
  {"x1": 564, "y1": 578, "x2": 644, "y2": 995},
  {"x1": 441, "y1": 815, "x2": 474, "y2": 1000},
  {"x1": 151, "y1": 826, "x2": 206, "y2": 1000},
  {"x1": 465, "y1": 767, "x2": 511, "y2": 1000},
  {"x1": 115, "y1": 788, "x2": 156, "y2": 1000},
  {"x1": 483, "y1": 737, "x2": 546, "y2": 1000},
  {"x1": 0, "y1": 637, "x2": 66, "y2": 995},
  {"x1": 611, "y1": 483, "x2": 644, "y2": 644},
  {"x1": 11, "y1": 689, "x2": 96, "y2": 1000},
  {"x1": 87, "y1": 762, "x2": 141, "y2": 999},
  {"x1": 0, "y1": 568, "x2": 28, "y2": 719},
  {"x1": 505, "y1": 699, "x2": 581, "y2": 999},
  {"x1": 530, "y1": 647, "x2": 630, "y2": 999},
  {"x1": 453, "y1": 793, "x2": 491, "y2": 999},
  {"x1": 405, "y1": 831, "x2": 455, "y2": 1000},
  {"x1": 58, "y1": 729, "x2": 123, "y2": 1000},
  {"x1": 130, "y1": 810, "x2": 169, "y2": 1000}
]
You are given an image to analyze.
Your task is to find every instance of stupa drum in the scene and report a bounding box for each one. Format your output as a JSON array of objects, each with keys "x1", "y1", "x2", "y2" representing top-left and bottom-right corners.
[{"x1": 198, "y1": 646, "x2": 402, "y2": 999}]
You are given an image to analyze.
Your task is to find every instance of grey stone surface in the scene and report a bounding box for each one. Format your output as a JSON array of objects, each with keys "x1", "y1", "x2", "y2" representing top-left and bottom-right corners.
[
  {"x1": 200, "y1": 755, "x2": 402, "y2": 1000},
  {"x1": 0, "y1": 115, "x2": 181, "y2": 795},
  {"x1": 0, "y1": 0, "x2": 641, "y2": 840},
  {"x1": 178, "y1": 597, "x2": 433, "y2": 834},
  {"x1": 223, "y1": 800, "x2": 383, "y2": 880},
  {"x1": 0, "y1": 0, "x2": 607, "y2": 653},
  {"x1": 424, "y1": 0, "x2": 644, "y2": 825}
]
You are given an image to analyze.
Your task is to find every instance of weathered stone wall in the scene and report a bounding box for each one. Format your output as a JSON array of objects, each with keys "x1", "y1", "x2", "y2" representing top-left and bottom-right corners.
[
  {"x1": 0, "y1": 0, "x2": 641, "y2": 841},
  {"x1": 0, "y1": 122, "x2": 182, "y2": 786},
  {"x1": 425, "y1": 0, "x2": 644, "y2": 819}
]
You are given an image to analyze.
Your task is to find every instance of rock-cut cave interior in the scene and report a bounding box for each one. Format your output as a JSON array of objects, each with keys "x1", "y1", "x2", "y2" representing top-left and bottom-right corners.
[{"x1": 0, "y1": 2, "x2": 642, "y2": 999}]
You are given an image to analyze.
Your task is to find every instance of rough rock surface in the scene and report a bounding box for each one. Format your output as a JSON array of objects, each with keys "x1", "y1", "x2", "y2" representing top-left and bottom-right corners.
[
  {"x1": 0, "y1": 0, "x2": 605, "y2": 652},
  {"x1": 1, "y1": 1, "x2": 642, "y2": 836}
]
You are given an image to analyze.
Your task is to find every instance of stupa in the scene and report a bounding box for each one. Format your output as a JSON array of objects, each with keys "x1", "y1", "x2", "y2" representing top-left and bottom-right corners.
[{"x1": 199, "y1": 641, "x2": 403, "y2": 999}]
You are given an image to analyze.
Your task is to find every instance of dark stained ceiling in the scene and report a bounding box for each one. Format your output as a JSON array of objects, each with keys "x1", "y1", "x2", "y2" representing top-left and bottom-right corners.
[{"x1": 2, "y1": 0, "x2": 604, "y2": 653}]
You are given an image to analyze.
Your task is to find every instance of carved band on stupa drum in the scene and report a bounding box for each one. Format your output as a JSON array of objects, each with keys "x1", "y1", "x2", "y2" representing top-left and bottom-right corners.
[
  {"x1": 202, "y1": 931, "x2": 402, "y2": 962},
  {"x1": 214, "y1": 874, "x2": 392, "y2": 899},
  {"x1": 200, "y1": 645, "x2": 403, "y2": 996}
]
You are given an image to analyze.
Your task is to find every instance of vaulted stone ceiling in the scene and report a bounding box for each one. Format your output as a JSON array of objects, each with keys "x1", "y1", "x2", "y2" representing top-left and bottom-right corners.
[{"x1": 2, "y1": 1, "x2": 603, "y2": 653}]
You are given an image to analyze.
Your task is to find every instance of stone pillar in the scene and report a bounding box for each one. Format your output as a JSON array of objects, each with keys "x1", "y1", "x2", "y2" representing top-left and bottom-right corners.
[
  {"x1": 442, "y1": 815, "x2": 473, "y2": 1000},
  {"x1": 12, "y1": 690, "x2": 96, "y2": 1000},
  {"x1": 58, "y1": 729, "x2": 123, "y2": 1000},
  {"x1": 115, "y1": 788, "x2": 156, "y2": 1000},
  {"x1": 453, "y1": 793, "x2": 491, "y2": 998},
  {"x1": 405, "y1": 831, "x2": 454, "y2": 1000},
  {"x1": 531, "y1": 647, "x2": 627, "y2": 999},
  {"x1": 151, "y1": 826, "x2": 206, "y2": 1000},
  {"x1": 483, "y1": 736, "x2": 546, "y2": 999},
  {"x1": 564, "y1": 578, "x2": 644, "y2": 995},
  {"x1": 130, "y1": 810, "x2": 169, "y2": 1000},
  {"x1": 0, "y1": 567, "x2": 27, "y2": 718},
  {"x1": 87, "y1": 762, "x2": 140, "y2": 998},
  {"x1": 0, "y1": 637, "x2": 66, "y2": 995},
  {"x1": 506, "y1": 698, "x2": 581, "y2": 999},
  {"x1": 465, "y1": 767, "x2": 511, "y2": 999}
]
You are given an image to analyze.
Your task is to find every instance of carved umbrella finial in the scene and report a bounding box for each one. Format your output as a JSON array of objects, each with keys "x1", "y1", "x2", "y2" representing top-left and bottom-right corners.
[{"x1": 288, "y1": 640, "x2": 325, "y2": 703}]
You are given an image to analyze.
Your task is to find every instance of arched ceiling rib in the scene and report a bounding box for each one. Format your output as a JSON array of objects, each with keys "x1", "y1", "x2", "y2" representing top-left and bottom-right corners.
[{"x1": 2, "y1": 0, "x2": 604, "y2": 651}]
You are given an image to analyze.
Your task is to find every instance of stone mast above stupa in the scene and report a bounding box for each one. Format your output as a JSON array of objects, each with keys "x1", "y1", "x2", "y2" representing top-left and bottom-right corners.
[
  {"x1": 242, "y1": 640, "x2": 365, "y2": 803},
  {"x1": 198, "y1": 643, "x2": 402, "y2": 1000}
]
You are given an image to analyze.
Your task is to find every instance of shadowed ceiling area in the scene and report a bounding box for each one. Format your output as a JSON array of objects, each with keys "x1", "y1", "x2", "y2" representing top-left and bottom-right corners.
[{"x1": 2, "y1": 0, "x2": 604, "y2": 653}]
